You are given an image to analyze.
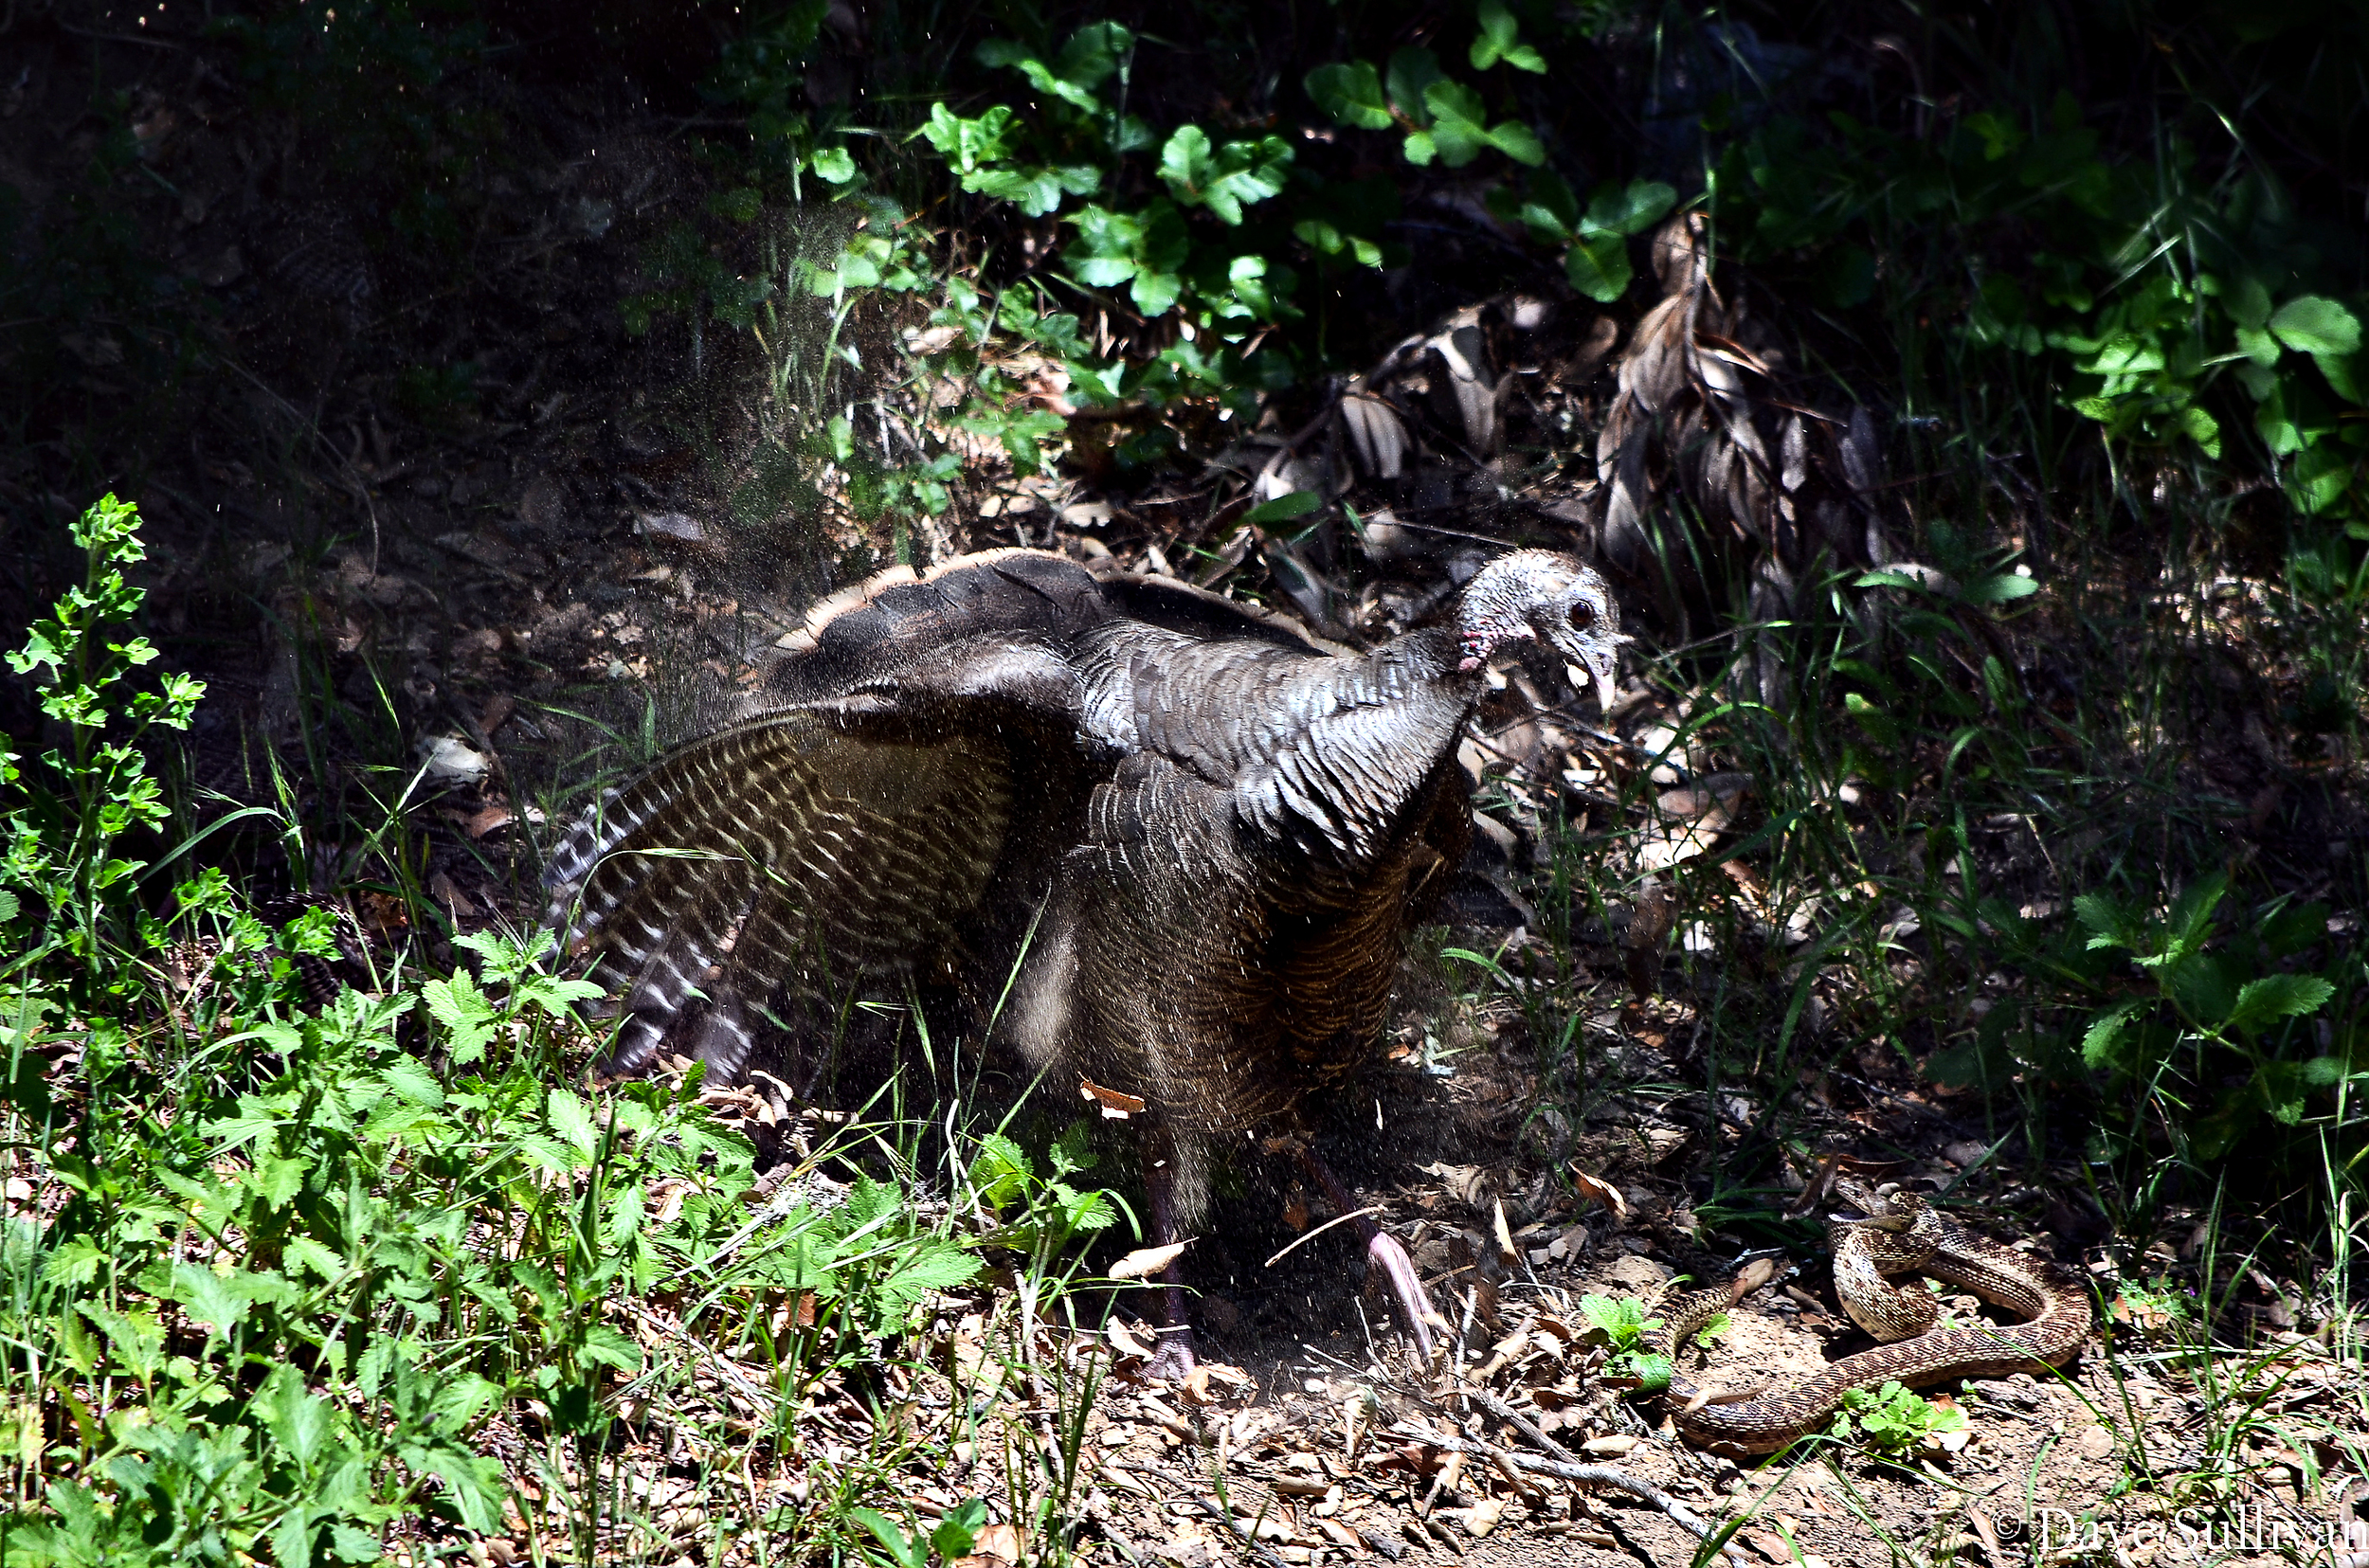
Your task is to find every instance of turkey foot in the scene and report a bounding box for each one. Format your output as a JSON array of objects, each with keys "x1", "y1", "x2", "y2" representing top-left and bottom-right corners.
[
  {"x1": 1141, "y1": 1131, "x2": 1201, "y2": 1381},
  {"x1": 1294, "y1": 1144, "x2": 1438, "y2": 1361}
]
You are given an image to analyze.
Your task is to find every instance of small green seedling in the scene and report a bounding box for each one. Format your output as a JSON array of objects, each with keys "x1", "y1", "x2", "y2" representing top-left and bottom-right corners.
[
  {"x1": 1833, "y1": 1380, "x2": 1967, "y2": 1457},
  {"x1": 1579, "y1": 1293, "x2": 1680, "y2": 1391},
  {"x1": 851, "y1": 1497, "x2": 989, "y2": 1568}
]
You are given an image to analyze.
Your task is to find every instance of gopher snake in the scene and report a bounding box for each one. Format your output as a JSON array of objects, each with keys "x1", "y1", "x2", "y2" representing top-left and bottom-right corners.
[{"x1": 1657, "y1": 1180, "x2": 2091, "y2": 1454}]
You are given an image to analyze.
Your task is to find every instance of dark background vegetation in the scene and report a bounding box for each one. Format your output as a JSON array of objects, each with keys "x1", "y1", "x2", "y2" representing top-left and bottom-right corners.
[{"x1": 2, "y1": 0, "x2": 2366, "y2": 1559}]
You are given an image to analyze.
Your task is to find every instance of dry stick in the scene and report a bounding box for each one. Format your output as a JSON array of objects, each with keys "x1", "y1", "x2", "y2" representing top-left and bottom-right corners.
[
  {"x1": 1179, "y1": 1502, "x2": 1293, "y2": 1568},
  {"x1": 1262, "y1": 1206, "x2": 1385, "y2": 1269},
  {"x1": 1395, "y1": 1425, "x2": 1752, "y2": 1568},
  {"x1": 1469, "y1": 1387, "x2": 1564, "y2": 1458}
]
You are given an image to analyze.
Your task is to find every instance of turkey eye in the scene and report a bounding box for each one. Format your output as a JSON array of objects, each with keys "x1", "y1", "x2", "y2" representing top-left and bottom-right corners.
[{"x1": 1566, "y1": 601, "x2": 1596, "y2": 631}]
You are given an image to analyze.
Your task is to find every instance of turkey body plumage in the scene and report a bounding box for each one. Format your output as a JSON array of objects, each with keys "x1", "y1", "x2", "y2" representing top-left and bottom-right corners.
[{"x1": 546, "y1": 546, "x2": 1621, "y2": 1365}]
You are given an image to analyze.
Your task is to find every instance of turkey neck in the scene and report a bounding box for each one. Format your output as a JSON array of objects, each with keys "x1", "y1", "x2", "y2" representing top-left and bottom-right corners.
[{"x1": 1079, "y1": 622, "x2": 1481, "y2": 873}]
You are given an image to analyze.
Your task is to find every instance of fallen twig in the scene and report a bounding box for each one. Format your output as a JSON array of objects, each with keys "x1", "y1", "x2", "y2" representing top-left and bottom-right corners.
[
  {"x1": 1262, "y1": 1206, "x2": 1384, "y2": 1269},
  {"x1": 1394, "y1": 1424, "x2": 1750, "y2": 1567}
]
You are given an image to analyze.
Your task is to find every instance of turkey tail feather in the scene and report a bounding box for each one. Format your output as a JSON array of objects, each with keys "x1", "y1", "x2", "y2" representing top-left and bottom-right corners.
[{"x1": 545, "y1": 710, "x2": 1024, "y2": 1075}]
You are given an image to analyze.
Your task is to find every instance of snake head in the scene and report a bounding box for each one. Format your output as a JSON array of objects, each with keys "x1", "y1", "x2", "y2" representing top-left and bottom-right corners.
[{"x1": 1830, "y1": 1177, "x2": 1925, "y2": 1232}]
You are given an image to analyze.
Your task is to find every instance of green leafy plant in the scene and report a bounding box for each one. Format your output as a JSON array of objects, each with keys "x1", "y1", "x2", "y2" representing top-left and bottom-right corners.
[
  {"x1": 1487, "y1": 171, "x2": 1678, "y2": 301},
  {"x1": 1833, "y1": 1380, "x2": 1968, "y2": 1457},
  {"x1": 2, "y1": 495, "x2": 206, "y2": 995},
  {"x1": 1578, "y1": 1293, "x2": 1677, "y2": 1390},
  {"x1": 850, "y1": 1495, "x2": 989, "y2": 1568},
  {"x1": 967, "y1": 1123, "x2": 1118, "y2": 1273},
  {"x1": 2073, "y1": 874, "x2": 2343, "y2": 1162},
  {"x1": 1710, "y1": 94, "x2": 2367, "y2": 532},
  {"x1": 765, "y1": 1174, "x2": 986, "y2": 1342},
  {"x1": 0, "y1": 503, "x2": 1019, "y2": 1560}
]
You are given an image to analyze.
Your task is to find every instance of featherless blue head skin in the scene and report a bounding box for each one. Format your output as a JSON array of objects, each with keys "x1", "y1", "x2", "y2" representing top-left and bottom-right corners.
[{"x1": 1453, "y1": 550, "x2": 1625, "y2": 698}]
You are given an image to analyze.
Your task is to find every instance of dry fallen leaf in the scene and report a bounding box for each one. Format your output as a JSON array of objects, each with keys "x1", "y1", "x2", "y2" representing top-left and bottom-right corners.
[
  {"x1": 1104, "y1": 1322, "x2": 1156, "y2": 1360},
  {"x1": 1734, "y1": 1255, "x2": 1781, "y2": 1295},
  {"x1": 1079, "y1": 1078, "x2": 1147, "y2": 1117},
  {"x1": 1109, "y1": 1241, "x2": 1191, "y2": 1281},
  {"x1": 1571, "y1": 1168, "x2": 1629, "y2": 1218},
  {"x1": 1965, "y1": 1505, "x2": 2003, "y2": 1559},
  {"x1": 461, "y1": 803, "x2": 514, "y2": 838},
  {"x1": 416, "y1": 734, "x2": 490, "y2": 785},
  {"x1": 1456, "y1": 1499, "x2": 1506, "y2": 1538},
  {"x1": 426, "y1": 871, "x2": 475, "y2": 917}
]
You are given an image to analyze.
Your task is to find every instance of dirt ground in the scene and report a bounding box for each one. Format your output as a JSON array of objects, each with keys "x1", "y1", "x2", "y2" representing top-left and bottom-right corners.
[{"x1": 1001, "y1": 1057, "x2": 2369, "y2": 1568}]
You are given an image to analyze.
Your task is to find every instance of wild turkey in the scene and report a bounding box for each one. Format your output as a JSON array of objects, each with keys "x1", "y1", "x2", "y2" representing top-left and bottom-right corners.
[{"x1": 545, "y1": 546, "x2": 1622, "y2": 1370}]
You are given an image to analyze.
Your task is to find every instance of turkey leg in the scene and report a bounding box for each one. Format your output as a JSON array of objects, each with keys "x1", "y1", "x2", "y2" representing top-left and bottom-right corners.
[
  {"x1": 1296, "y1": 1144, "x2": 1438, "y2": 1361},
  {"x1": 1140, "y1": 1127, "x2": 1199, "y2": 1380}
]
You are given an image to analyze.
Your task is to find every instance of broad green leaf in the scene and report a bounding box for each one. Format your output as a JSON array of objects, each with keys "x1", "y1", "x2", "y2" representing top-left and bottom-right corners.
[
  {"x1": 165, "y1": 1261, "x2": 288, "y2": 1338},
  {"x1": 2319, "y1": 352, "x2": 2365, "y2": 405},
  {"x1": 256, "y1": 1364, "x2": 335, "y2": 1468},
  {"x1": 1488, "y1": 119, "x2": 1546, "y2": 165},
  {"x1": 1243, "y1": 491, "x2": 1322, "y2": 524},
  {"x1": 878, "y1": 1240, "x2": 984, "y2": 1301},
  {"x1": 381, "y1": 1053, "x2": 445, "y2": 1109},
  {"x1": 1564, "y1": 231, "x2": 1632, "y2": 300},
  {"x1": 849, "y1": 1508, "x2": 927, "y2": 1568},
  {"x1": 1623, "y1": 1351, "x2": 1675, "y2": 1393},
  {"x1": 2234, "y1": 325, "x2": 2281, "y2": 367},
  {"x1": 1384, "y1": 47, "x2": 1444, "y2": 127},
  {"x1": 2226, "y1": 973, "x2": 2336, "y2": 1038},
  {"x1": 397, "y1": 1439, "x2": 506, "y2": 1534},
  {"x1": 547, "y1": 1087, "x2": 601, "y2": 1157},
  {"x1": 976, "y1": 41, "x2": 1102, "y2": 114},
  {"x1": 1960, "y1": 571, "x2": 2041, "y2": 604},
  {"x1": 1157, "y1": 128, "x2": 1290, "y2": 224},
  {"x1": 2081, "y1": 1000, "x2": 2144, "y2": 1070},
  {"x1": 1470, "y1": 0, "x2": 1546, "y2": 71},
  {"x1": 2256, "y1": 387, "x2": 2309, "y2": 456},
  {"x1": 275, "y1": 1506, "x2": 322, "y2": 1568},
  {"x1": 1293, "y1": 218, "x2": 1385, "y2": 268},
  {"x1": 1420, "y1": 80, "x2": 1492, "y2": 166},
  {"x1": 2291, "y1": 444, "x2": 2353, "y2": 514},
  {"x1": 2224, "y1": 275, "x2": 2272, "y2": 329},
  {"x1": 917, "y1": 103, "x2": 1018, "y2": 173},
  {"x1": 967, "y1": 163, "x2": 1098, "y2": 217},
  {"x1": 2072, "y1": 890, "x2": 2133, "y2": 948},
  {"x1": 1584, "y1": 178, "x2": 1677, "y2": 237},
  {"x1": 2179, "y1": 404, "x2": 2222, "y2": 457},
  {"x1": 254, "y1": 1153, "x2": 307, "y2": 1208},
  {"x1": 1492, "y1": 168, "x2": 1578, "y2": 243},
  {"x1": 810, "y1": 146, "x2": 857, "y2": 184},
  {"x1": 2268, "y1": 296, "x2": 2361, "y2": 357},
  {"x1": 1305, "y1": 62, "x2": 1393, "y2": 129},
  {"x1": 582, "y1": 1324, "x2": 644, "y2": 1373},
  {"x1": 1054, "y1": 21, "x2": 1134, "y2": 90},
  {"x1": 1131, "y1": 268, "x2": 1184, "y2": 315},
  {"x1": 1158, "y1": 124, "x2": 1216, "y2": 196},
  {"x1": 933, "y1": 1500, "x2": 989, "y2": 1561},
  {"x1": 77, "y1": 1302, "x2": 166, "y2": 1382}
]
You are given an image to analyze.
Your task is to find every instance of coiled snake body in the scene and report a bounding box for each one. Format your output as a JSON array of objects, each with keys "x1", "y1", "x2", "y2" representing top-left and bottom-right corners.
[{"x1": 1658, "y1": 1181, "x2": 2091, "y2": 1454}]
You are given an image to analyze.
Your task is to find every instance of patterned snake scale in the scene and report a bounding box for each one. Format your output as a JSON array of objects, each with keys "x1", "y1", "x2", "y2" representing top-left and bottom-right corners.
[{"x1": 1656, "y1": 1180, "x2": 2092, "y2": 1454}]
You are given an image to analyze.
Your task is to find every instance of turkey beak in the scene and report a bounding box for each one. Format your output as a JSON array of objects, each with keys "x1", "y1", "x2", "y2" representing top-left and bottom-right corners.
[{"x1": 1566, "y1": 644, "x2": 1620, "y2": 708}]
